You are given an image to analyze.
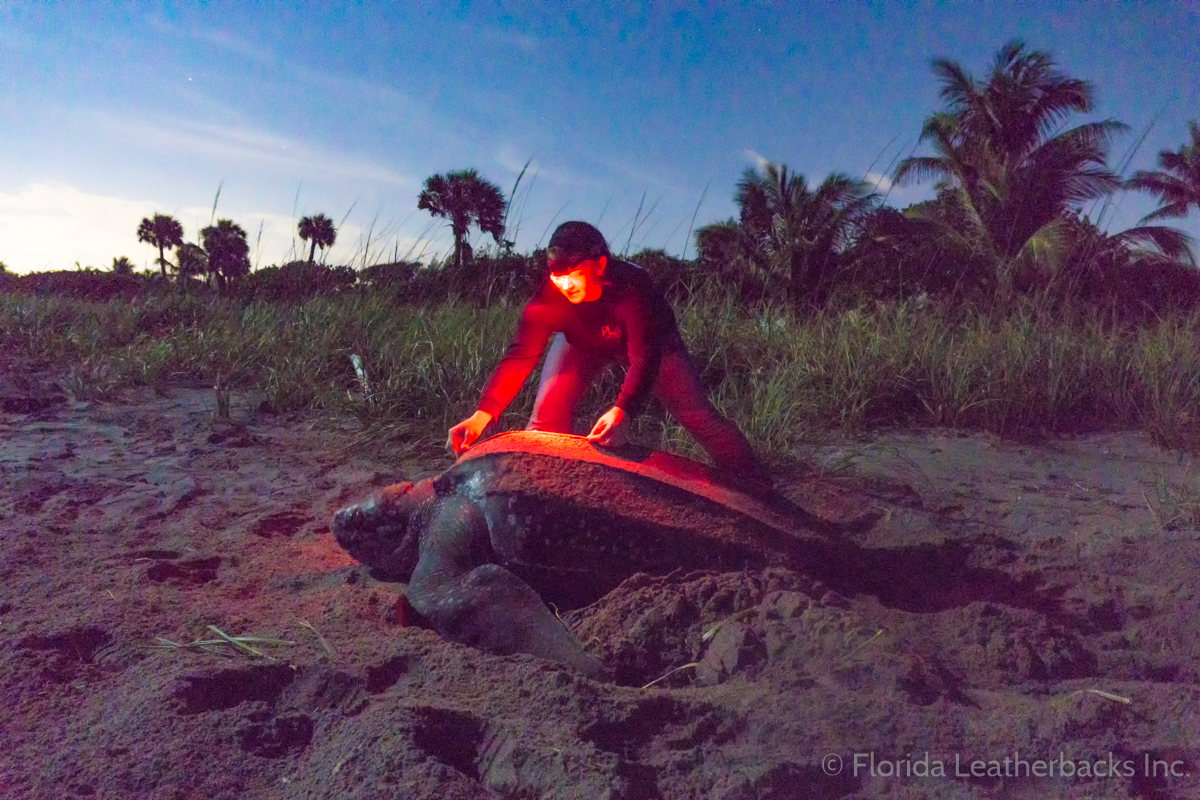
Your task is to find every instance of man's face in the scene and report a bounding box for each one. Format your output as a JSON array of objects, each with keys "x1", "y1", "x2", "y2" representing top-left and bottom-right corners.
[{"x1": 549, "y1": 255, "x2": 607, "y2": 303}]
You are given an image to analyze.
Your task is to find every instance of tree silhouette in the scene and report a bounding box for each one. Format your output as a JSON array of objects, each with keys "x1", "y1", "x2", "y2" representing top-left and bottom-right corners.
[
  {"x1": 298, "y1": 213, "x2": 337, "y2": 265},
  {"x1": 137, "y1": 214, "x2": 184, "y2": 279},
  {"x1": 894, "y1": 40, "x2": 1127, "y2": 303},
  {"x1": 735, "y1": 163, "x2": 878, "y2": 302},
  {"x1": 111, "y1": 256, "x2": 134, "y2": 275},
  {"x1": 417, "y1": 169, "x2": 506, "y2": 268},
  {"x1": 695, "y1": 219, "x2": 762, "y2": 295},
  {"x1": 697, "y1": 163, "x2": 876, "y2": 303},
  {"x1": 176, "y1": 243, "x2": 210, "y2": 284},
  {"x1": 200, "y1": 219, "x2": 251, "y2": 291},
  {"x1": 1127, "y1": 121, "x2": 1200, "y2": 224}
]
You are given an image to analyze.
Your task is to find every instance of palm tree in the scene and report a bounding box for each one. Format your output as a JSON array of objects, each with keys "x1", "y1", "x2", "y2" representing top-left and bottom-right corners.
[
  {"x1": 695, "y1": 219, "x2": 761, "y2": 295},
  {"x1": 137, "y1": 214, "x2": 184, "y2": 279},
  {"x1": 111, "y1": 256, "x2": 134, "y2": 275},
  {"x1": 894, "y1": 40, "x2": 1128, "y2": 303},
  {"x1": 298, "y1": 213, "x2": 337, "y2": 265},
  {"x1": 417, "y1": 169, "x2": 507, "y2": 268},
  {"x1": 176, "y1": 243, "x2": 210, "y2": 285},
  {"x1": 719, "y1": 163, "x2": 878, "y2": 303},
  {"x1": 1127, "y1": 121, "x2": 1200, "y2": 223},
  {"x1": 200, "y1": 219, "x2": 251, "y2": 291}
]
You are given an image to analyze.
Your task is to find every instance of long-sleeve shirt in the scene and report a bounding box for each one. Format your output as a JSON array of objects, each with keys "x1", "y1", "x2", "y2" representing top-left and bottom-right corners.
[{"x1": 476, "y1": 259, "x2": 684, "y2": 419}]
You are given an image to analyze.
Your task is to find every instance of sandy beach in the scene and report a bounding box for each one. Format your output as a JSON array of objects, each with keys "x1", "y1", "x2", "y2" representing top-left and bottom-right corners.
[{"x1": 3, "y1": 359, "x2": 1199, "y2": 799}]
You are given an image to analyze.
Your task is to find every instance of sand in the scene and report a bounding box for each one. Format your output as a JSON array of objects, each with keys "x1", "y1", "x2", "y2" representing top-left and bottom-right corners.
[{"x1": 3, "y1": 358, "x2": 1199, "y2": 799}]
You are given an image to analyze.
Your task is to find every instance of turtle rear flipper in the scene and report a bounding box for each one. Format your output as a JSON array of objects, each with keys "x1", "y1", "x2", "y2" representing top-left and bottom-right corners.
[
  {"x1": 407, "y1": 497, "x2": 606, "y2": 678},
  {"x1": 415, "y1": 563, "x2": 605, "y2": 678}
]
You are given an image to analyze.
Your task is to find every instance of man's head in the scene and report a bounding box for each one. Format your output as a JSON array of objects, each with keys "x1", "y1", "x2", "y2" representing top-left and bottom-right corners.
[
  {"x1": 330, "y1": 479, "x2": 435, "y2": 579},
  {"x1": 547, "y1": 221, "x2": 610, "y2": 304}
]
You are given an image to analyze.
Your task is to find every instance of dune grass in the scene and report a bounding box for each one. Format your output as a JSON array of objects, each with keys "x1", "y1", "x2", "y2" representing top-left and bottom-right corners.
[{"x1": 4, "y1": 289, "x2": 1200, "y2": 460}]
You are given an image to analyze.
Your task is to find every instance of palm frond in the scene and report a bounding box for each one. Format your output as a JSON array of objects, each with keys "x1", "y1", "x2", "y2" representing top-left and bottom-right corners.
[
  {"x1": 1115, "y1": 225, "x2": 1197, "y2": 265},
  {"x1": 932, "y1": 59, "x2": 978, "y2": 112},
  {"x1": 894, "y1": 157, "x2": 953, "y2": 187},
  {"x1": 1016, "y1": 216, "x2": 1071, "y2": 271},
  {"x1": 1127, "y1": 170, "x2": 1200, "y2": 209},
  {"x1": 1138, "y1": 203, "x2": 1195, "y2": 223},
  {"x1": 1045, "y1": 120, "x2": 1130, "y2": 154}
]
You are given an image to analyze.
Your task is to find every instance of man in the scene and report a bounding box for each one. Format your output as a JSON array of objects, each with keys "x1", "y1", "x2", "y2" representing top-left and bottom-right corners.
[{"x1": 447, "y1": 221, "x2": 770, "y2": 486}]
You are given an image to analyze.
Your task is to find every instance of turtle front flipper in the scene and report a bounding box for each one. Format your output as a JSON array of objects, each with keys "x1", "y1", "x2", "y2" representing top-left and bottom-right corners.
[{"x1": 407, "y1": 496, "x2": 605, "y2": 679}]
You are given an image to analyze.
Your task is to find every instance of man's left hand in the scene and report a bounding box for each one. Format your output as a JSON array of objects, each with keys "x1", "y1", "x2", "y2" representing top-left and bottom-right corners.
[{"x1": 586, "y1": 406, "x2": 628, "y2": 447}]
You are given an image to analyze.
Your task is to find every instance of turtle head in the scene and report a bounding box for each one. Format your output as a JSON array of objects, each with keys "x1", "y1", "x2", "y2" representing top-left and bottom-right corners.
[{"x1": 330, "y1": 478, "x2": 436, "y2": 579}]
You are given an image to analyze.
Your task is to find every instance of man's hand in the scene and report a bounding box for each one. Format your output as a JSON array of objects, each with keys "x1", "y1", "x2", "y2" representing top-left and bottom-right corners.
[
  {"x1": 586, "y1": 406, "x2": 628, "y2": 447},
  {"x1": 447, "y1": 410, "x2": 493, "y2": 455}
]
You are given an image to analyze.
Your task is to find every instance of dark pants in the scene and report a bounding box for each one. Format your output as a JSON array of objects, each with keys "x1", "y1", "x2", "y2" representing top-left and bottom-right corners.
[{"x1": 528, "y1": 333, "x2": 766, "y2": 479}]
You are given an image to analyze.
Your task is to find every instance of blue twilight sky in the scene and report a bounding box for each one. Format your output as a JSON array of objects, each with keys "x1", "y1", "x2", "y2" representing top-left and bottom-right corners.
[{"x1": 1, "y1": 1, "x2": 1197, "y2": 273}]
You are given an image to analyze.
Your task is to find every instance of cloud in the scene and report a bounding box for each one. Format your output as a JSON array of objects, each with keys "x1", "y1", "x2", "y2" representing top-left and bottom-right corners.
[
  {"x1": 0, "y1": 183, "x2": 162, "y2": 273},
  {"x1": 175, "y1": 205, "x2": 453, "y2": 268},
  {"x1": 739, "y1": 148, "x2": 768, "y2": 172},
  {"x1": 145, "y1": 16, "x2": 278, "y2": 68},
  {"x1": 87, "y1": 111, "x2": 417, "y2": 188},
  {"x1": 494, "y1": 149, "x2": 541, "y2": 182},
  {"x1": 865, "y1": 171, "x2": 893, "y2": 191},
  {"x1": 867, "y1": 170, "x2": 940, "y2": 209},
  {"x1": 189, "y1": 28, "x2": 278, "y2": 68},
  {"x1": 743, "y1": 149, "x2": 771, "y2": 172},
  {"x1": 144, "y1": 14, "x2": 449, "y2": 149},
  {"x1": 480, "y1": 25, "x2": 541, "y2": 53},
  {"x1": 491, "y1": 141, "x2": 621, "y2": 192},
  {"x1": 0, "y1": 182, "x2": 452, "y2": 273}
]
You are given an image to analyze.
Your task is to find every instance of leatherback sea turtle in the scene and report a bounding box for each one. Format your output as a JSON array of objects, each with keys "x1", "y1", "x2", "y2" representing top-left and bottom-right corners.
[{"x1": 331, "y1": 431, "x2": 843, "y2": 677}]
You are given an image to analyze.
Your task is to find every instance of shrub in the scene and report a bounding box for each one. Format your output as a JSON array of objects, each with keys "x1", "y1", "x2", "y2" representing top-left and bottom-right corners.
[
  {"x1": 236, "y1": 262, "x2": 357, "y2": 303},
  {"x1": 5, "y1": 270, "x2": 161, "y2": 302}
]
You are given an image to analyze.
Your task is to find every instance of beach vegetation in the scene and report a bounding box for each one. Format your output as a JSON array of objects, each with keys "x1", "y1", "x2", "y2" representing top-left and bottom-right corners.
[{"x1": 6, "y1": 282, "x2": 1200, "y2": 461}]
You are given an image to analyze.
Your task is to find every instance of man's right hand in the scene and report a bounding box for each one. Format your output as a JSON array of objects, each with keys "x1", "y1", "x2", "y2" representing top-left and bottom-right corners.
[{"x1": 446, "y1": 410, "x2": 493, "y2": 456}]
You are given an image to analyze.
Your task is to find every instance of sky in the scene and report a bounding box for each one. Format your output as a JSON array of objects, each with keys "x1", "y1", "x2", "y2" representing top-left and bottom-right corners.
[{"x1": 1, "y1": 1, "x2": 1197, "y2": 274}]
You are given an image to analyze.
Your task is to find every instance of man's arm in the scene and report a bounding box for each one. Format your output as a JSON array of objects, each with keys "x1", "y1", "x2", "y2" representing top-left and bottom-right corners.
[
  {"x1": 612, "y1": 293, "x2": 664, "y2": 419},
  {"x1": 587, "y1": 293, "x2": 664, "y2": 446},
  {"x1": 448, "y1": 300, "x2": 554, "y2": 454},
  {"x1": 476, "y1": 303, "x2": 554, "y2": 419}
]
